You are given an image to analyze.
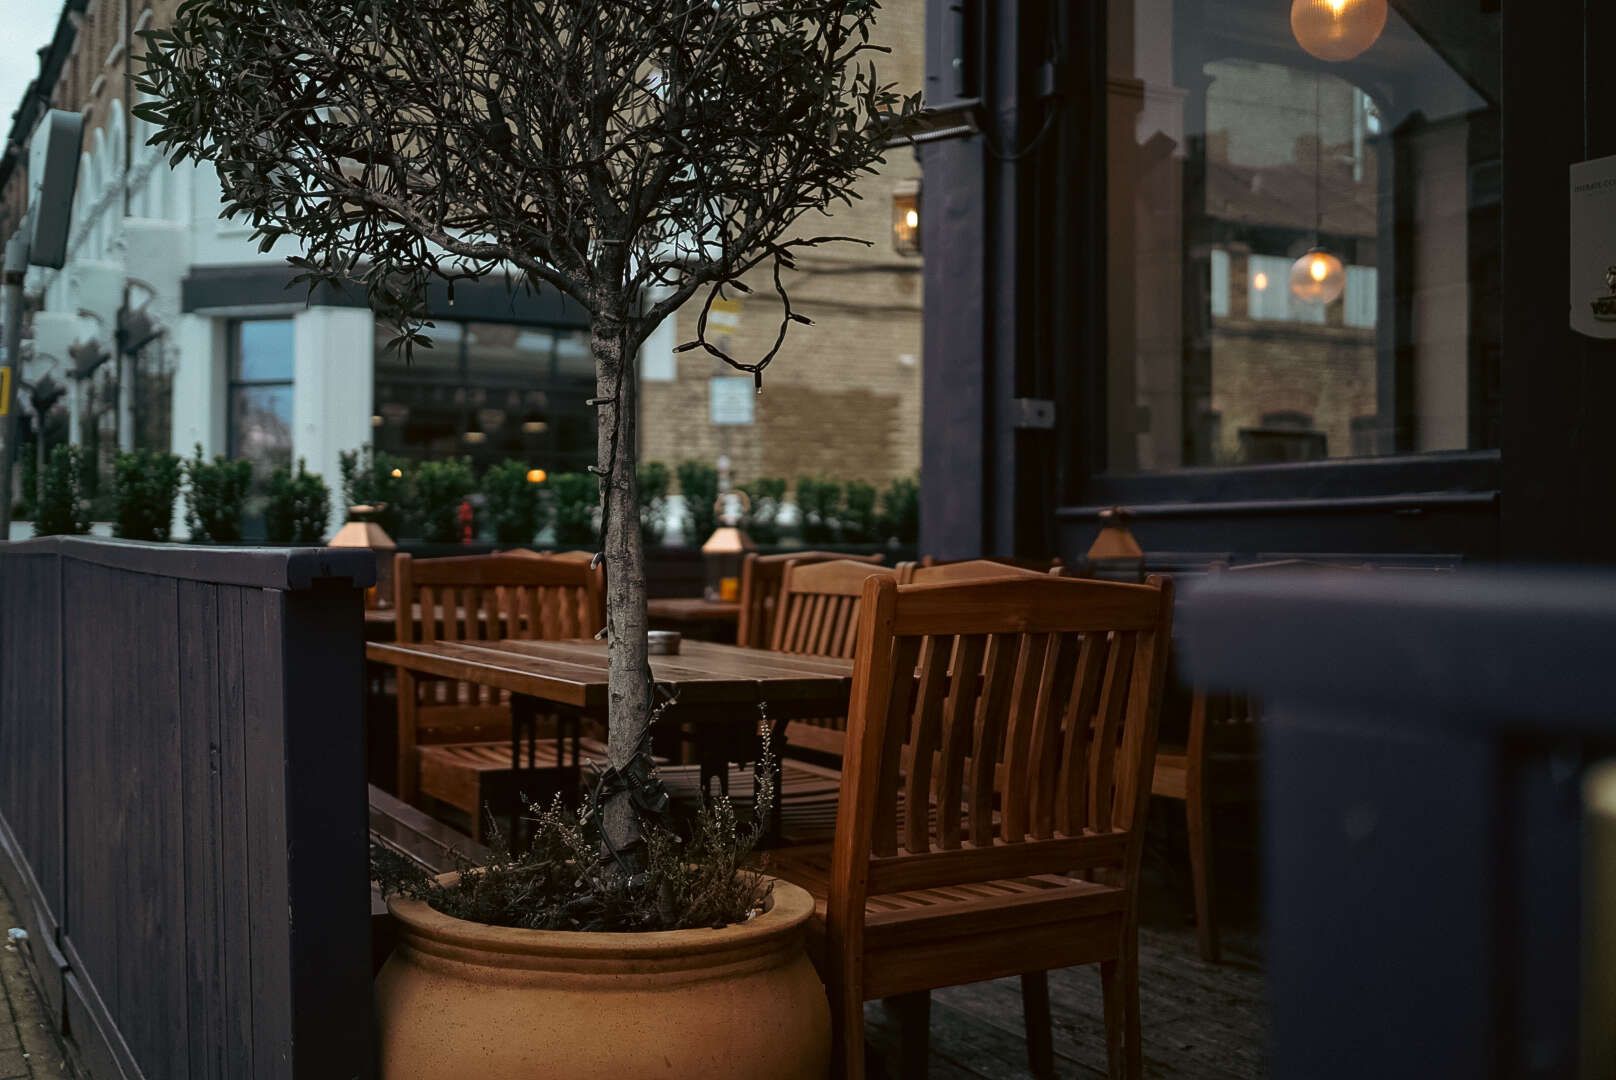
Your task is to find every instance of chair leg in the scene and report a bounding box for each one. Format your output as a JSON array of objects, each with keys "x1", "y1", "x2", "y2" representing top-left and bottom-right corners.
[
  {"x1": 891, "y1": 991, "x2": 930, "y2": 1078},
  {"x1": 1186, "y1": 784, "x2": 1220, "y2": 963},
  {"x1": 831, "y1": 980, "x2": 867, "y2": 1080},
  {"x1": 1100, "y1": 932, "x2": 1141, "y2": 1080},
  {"x1": 1021, "y1": 971, "x2": 1055, "y2": 1078}
]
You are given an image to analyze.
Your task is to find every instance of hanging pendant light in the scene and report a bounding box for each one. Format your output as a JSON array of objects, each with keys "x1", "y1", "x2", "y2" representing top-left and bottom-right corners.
[
  {"x1": 1291, "y1": 0, "x2": 1387, "y2": 63},
  {"x1": 1291, "y1": 73, "x2": 1347, "y2": 306},
  {"x1": 1289, "y1": 248, "x2": 1346, "y2": 304}
]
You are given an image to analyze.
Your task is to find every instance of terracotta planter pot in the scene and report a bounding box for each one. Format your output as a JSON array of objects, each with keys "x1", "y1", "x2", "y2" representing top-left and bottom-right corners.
[{"x1": 375, "y1": 877, "x2": 830, "y2": 1079}]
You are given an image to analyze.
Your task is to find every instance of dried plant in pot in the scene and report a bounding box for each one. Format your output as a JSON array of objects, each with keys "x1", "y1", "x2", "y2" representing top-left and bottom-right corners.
[{"x1": 372, "y1": 751, "x2": 828, "y2": 1079}]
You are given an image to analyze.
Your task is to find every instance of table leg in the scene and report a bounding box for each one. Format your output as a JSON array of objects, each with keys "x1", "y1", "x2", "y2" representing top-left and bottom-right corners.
[{"x1": 510, "y1": 694, "x2": 540, "y2": 845}]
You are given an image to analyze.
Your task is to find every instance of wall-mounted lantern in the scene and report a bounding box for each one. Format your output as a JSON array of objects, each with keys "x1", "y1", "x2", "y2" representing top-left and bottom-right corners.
[{"x1": 891, "y1": 179, "x2": 921, "y2": 257}]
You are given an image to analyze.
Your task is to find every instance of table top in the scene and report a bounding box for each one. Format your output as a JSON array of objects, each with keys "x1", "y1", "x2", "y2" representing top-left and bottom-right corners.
[
  {"x1": 366, "y1": 637, "x2": 851, "y2": 713},
  {"x1": 646, "y1": 597, "x2": 741, "y2": 622}
]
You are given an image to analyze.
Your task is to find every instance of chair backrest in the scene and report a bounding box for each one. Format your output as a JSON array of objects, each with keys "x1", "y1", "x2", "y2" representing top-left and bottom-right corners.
[
  {"x1": 897, "y1": 559, "x2": 1059, "y2": 585},
  {"x1": 501, "y1": 548, "x2": 596, "y2": 563},
  {"x1": 770, "y1": 559, "x2": 899, "y2": 658},
  {"x1": 738, "y1": 551, "x2": 885, "y2": 649},
  {"x1": 917, "y1": 554, "x2": 1063, "y2": 572},
  {"x1": 830, "y1": 574, "x2": 1174, "y2": 910},
  {"x1": 393, "y1": 552, "x2": 605, "y2": 643}
]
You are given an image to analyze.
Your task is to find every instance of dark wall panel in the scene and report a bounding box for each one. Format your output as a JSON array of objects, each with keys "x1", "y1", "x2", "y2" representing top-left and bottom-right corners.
[
  {"x1": 0, "y1": 554, "x2": 64, "y2": 927},
  {"x1": 62, "y1": 562, "x2": 187, "y2": 1079},
  {"x1": 0, "y1": 537, "x2": 375, "y2": 1080},
  {"x1": 1500, "y1": 1, "x2": 1616, "y2": 562}
]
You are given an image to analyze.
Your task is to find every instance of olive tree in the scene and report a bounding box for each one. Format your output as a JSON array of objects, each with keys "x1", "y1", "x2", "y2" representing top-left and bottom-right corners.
[{"x1": 136, "y1": 0, "x2": 917, "y2": 869}]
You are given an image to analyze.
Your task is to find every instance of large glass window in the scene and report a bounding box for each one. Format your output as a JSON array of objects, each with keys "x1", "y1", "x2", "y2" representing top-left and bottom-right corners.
[
  {"x1": 1104, "y1": 0, "x2": 1501, "y2": 472},
  {"x1": 227, "y1": 318, "x2": 294, "y2": 476},
  {"x1": 372, "y1": 320, "x2": 596, "y2": 475}
]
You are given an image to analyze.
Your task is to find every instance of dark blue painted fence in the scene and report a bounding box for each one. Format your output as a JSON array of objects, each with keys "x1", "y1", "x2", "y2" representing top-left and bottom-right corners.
[
  {"x1": 1180, "y1": 568, "x2": 1616, "y2": 1080},
  {"x1": 0, "y1": 537, "x2": 375, "y2": 1079}
]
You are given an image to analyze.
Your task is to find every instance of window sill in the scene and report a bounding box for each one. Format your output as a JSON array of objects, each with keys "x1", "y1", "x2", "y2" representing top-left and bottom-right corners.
[{"x1": 1065, "y1": 450, "x2": 1500, "y2": 518}]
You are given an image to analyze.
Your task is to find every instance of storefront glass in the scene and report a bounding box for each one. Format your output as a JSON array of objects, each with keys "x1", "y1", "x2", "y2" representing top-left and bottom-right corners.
[
  {"x1": 1105, "y1": 0, "x2": 1500, "y2": 471},
  {"x1": 371, "y1": 320, "x2": 597, "y2": 476}
]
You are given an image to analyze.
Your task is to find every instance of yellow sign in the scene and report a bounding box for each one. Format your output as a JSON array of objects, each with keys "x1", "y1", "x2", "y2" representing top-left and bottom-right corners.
[{"x1": 0, "y1": 366, "x2": 9, "y2": 417}]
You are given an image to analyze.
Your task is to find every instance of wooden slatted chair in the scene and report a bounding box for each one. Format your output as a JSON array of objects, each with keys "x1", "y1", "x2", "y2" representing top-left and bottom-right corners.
[
  {"x1": 771, "y1": 573, "x2": 1175, "y2": 1079},
  {"x1": 660, "y1": 558, "x2": 894, "y2": 835},
  {"x1": 393, "y1": 552, "x2": 606, "y2": 839},
  {"x1": 916, "y1": 553, "x2": 1064, "y2": 573},
  {"x1": 896, "y1": 558, "x2": 1059, "y2": 585},
  {"x1": 1153, "y1": 558, "x2": 1372, "y2": 962},
  {"x1": 771, "y1": 559, "x2": 901, "y2": 761},
  {"x1": 737, "y1": 550, "x2": 885, "y2": 649}
]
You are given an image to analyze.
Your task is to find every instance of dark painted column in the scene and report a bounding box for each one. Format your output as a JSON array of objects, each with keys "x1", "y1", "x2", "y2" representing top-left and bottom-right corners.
[
  {"x1": 1501, "y1": 0, "x2": 1616, "y2": 562},
  {"x1": 920, "y1": 130, "x2": 989, "y2": 559},
  {"x1": 920, "y1": 0, "x2": 1052, "y2": 560},
  {"x1": 920, "y1": 0, "x2": 989, "y2": 559}
]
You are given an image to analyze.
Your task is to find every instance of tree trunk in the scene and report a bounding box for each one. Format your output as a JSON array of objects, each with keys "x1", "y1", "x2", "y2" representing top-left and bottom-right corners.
[{"x1": 592, "y1": 316, "x2": 650, "y2": 866}]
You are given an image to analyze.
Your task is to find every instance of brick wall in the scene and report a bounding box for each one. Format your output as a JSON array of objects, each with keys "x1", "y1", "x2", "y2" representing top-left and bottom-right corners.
[
  {"x1": 641, "y1": 0, "x2": 925, "y2": 494},
  {"x1": 1209, "y1": 320, "x2": 1378, "y2": 463}
]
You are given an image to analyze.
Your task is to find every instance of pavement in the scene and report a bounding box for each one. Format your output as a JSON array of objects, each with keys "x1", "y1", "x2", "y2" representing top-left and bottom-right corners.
[{"x1": 0, "y1": 886, "x2": 79, "y2": 1080}]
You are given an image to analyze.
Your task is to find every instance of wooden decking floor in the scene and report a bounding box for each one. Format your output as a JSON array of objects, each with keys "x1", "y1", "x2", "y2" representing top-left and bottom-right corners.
[{"x1": 859, "y1": 802, "x2": 1268, "y2": 1078}]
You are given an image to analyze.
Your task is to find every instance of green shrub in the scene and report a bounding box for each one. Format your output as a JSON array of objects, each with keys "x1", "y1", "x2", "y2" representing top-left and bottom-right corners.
[
  {"x1": 184, "y1": 445, "x2": 252, "y2": 543},
  {"x1": 483, "y1": 459, "x2": 546, "y2": 544},
  {"x1": 795, "y1": 476, "x2": 843, "y2": 543},
  {"x1": 409, "y1": 457, "x2": 475, "y2": 543},
  {"x1": 741, "y1": 476, "x2": 787, "y2": 545},
  {"x1": 841, "y1": 480, "x2": 880, "y2": 543},
  {"x1": 33, "y1": 445, "x2": 93, "y2": 537},
  {"x1": 880, "y1": 476, "x2": 920, "y2": 543},
  {"x1": 675, "y1": 460, "x2": 719, "y2": 545},
  {"x1": 549, "y1": 472, "x2": 598, "y2": 546},
  {"x1": 111, "y1": 449, "x2": 183, "y2": 541},
  {"x1": 264, "y1": 459, "x2": 331, "y2": 544},
  {"x1": 638, "y1": 461, "x2": 671, "y2": 546},
  {"x1": 338, "y1": 445, "x2": 409, "y2": 537}
]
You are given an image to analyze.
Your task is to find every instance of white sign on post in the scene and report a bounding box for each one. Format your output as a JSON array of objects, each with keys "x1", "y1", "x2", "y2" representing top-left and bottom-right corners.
[
  {"x1": 708, "y1": 376, "x2": 754, "y2": 426},
  {"x1": 1570, "y1": 154, "x2": 1616, "y2": 340}
]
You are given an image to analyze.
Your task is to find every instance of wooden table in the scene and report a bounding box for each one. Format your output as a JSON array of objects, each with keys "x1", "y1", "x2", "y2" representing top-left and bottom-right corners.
[
  {"x1": 370, "y1": 599, "x2": 741, "y2": 643},
  {"x1": 366, "y1": 637, "x2": 852, "y2": 828},
  {"x1": 645, "y1": 597, "x2": 741, "y2": 643}
]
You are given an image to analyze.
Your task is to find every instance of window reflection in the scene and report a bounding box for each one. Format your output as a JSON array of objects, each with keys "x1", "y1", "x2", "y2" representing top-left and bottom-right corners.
[
  {"x1": 372, "y1": 320, "x2": 596, "y2": 477},
  {"x1": 1106, "y1": 0, "x2": 1501, "y2": 471},
  {"x1": 227, "y1": 319, "x2": 294, "y2": 531}
]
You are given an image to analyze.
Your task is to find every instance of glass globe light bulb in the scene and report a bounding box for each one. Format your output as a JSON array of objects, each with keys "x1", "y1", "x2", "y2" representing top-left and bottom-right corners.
[
  {"x1": 1289, "y1": 248, "x2": 1346, "y2": 305},
  {"x1": 1291, "y1": 0, "x2": 1388, "y2": 62}
]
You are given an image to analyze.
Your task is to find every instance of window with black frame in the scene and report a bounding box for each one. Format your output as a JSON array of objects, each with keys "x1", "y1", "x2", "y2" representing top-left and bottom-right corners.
[
  {"x1": 227, "y1": 318, "x2": 295, "y2": 529},
  {"x1": 1103, "y1": 0, "x2": 1500, "y2": 473},
  {"x1": 371, "y1": 320, "x2": 596, "y2": 476}
]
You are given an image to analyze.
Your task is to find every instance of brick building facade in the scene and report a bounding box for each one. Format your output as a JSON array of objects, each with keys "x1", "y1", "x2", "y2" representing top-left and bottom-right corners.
[{"x1": 640, "y1": 0, "x2": 925, "y2": 492}]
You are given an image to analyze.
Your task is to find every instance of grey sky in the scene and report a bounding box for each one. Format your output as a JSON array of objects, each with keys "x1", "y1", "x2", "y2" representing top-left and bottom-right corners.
[{"x1": 1, "y1": 2, "x2": 66, "y2": 133}]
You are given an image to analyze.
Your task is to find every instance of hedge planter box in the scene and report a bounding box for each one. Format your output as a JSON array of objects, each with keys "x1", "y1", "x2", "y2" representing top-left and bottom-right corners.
[{"x1": 375, "y1": 877, "x2": 830, "y2": 1079}]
